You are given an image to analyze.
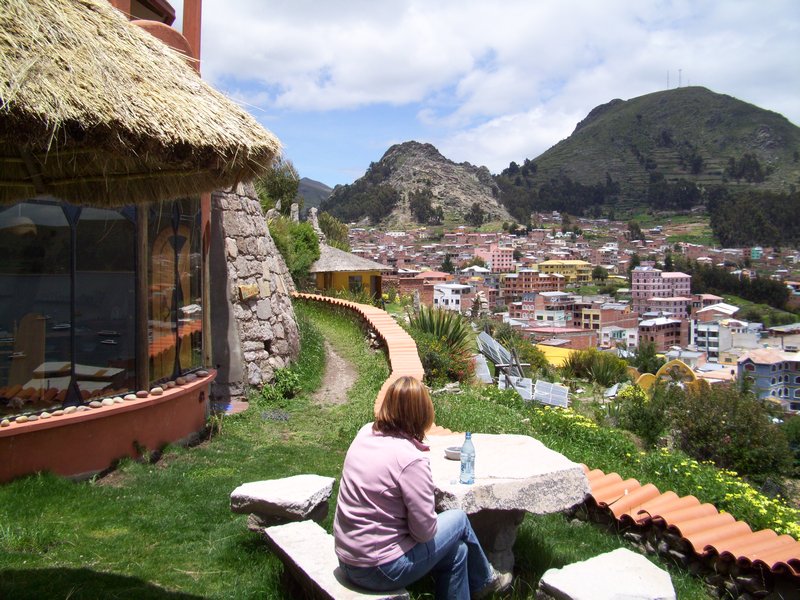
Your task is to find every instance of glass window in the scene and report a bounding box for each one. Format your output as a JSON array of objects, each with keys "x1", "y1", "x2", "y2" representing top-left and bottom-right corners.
[
  {"x1": 348, "y1": 275, "x2": 362, "y2": 293},
  {"x1": 148, "y1": 198, "x2": 203, "y2": 383},
  {"x1": 75, "y1": 206, "x2": 136, "y2": 399},
  {"x1": 0, "y1": 200, "x2": 135, "y2": 417}
]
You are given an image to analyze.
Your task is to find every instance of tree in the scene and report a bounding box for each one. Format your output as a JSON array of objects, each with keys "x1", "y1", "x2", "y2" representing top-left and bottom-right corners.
[
  {"x1": 441, "y1": 254, "x2": 455, "y2": 274},
  {"x1": 318, "y1": 212, "x2": 350, "y2": 251},
  {"x1": 255, "y1": 155, "x2": 300, "y2": 215},
  {"x1": 465, "y1": 202, "x2": 485, "y2": 227},
  {"x1": 627, "y1": 220, "x2": 645, "y2": 241},
  {"x1": 592, "y1": 265, "x2": 608, "y2": 282},
  {"x1": 627, "y1": 253, "x2": 641, "y2": 277},
  {"x1": 629, "y1": 340, "x2": 665, "y2": 374},
  {"x1": 409, "y1": 188, "x2": 442, "y2": 224},
  {"x1": 459, "y1": 255, "x2": 487, "y2": 269},
  {"x1": 664, "y1": 252, "x2": 674, "y2": 271}
]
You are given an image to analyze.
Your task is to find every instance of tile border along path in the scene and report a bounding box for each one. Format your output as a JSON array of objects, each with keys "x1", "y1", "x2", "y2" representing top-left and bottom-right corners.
[{"x1": 292, "y1": 293, "x2": 800, "y2": 584}]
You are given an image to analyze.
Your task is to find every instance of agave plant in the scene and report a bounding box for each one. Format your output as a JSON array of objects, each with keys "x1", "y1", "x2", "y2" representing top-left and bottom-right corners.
[{"x1": 407, "y1": 306, "x2": 472, "y2": 357}]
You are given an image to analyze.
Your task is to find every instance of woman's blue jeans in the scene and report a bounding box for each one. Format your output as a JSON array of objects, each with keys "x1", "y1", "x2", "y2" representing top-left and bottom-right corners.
[{"x1": 340, "y1": 509, "x2": 494, "y2": 600}]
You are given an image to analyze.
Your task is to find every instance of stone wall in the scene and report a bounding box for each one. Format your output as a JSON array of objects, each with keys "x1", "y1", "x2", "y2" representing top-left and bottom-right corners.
[{"x1": 209, "y1": 183, "x2": 300, "y2": 401}]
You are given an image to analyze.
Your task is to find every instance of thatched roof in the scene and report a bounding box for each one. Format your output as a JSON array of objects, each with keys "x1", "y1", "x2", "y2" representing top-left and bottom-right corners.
[
  {"x1": 309, "y1": 244, "x2": 394, "y2": 274},
  {"x1": 0, "y1": 0, "x2": 280, "y2": 206}
]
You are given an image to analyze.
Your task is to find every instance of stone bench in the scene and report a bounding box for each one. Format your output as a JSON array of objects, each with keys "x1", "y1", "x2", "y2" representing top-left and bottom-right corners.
[
  {"x1": 535, "y1": 548, "x2": 676, "y2": 600},
  {"x1": 263, "y1": 520, "x2": 409, "y2": 600},
  {"x1": 231, "y1": 474, "x2": 408, "y2": 599},
  {"x1": 230, "y1": 474, "x2": 334, "y2": 531}
]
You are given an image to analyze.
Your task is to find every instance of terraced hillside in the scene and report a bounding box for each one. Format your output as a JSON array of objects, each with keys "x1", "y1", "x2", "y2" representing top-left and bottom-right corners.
[{"x1": 497, "y1": 86, "x2": 800, "y2": 221}]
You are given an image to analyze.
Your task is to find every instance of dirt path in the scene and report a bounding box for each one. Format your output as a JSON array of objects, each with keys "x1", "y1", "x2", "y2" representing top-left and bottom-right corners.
[{"x1": 312, "y1": 341, "x2": 358, "y2": 405}]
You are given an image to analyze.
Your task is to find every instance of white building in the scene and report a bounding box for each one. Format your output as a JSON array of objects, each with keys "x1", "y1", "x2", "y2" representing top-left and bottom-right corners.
[{"x1": 433, "y1": 283, "x2": 473, "y2": 313}]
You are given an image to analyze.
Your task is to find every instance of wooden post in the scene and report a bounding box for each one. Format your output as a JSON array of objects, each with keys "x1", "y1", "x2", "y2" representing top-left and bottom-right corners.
[{"x1": 136, "y1": 205, "x2": 149, "y2": 391}]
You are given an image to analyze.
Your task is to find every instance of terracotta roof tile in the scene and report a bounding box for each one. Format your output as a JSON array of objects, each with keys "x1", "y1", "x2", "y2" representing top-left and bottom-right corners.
[{"x1": 582, "y1": 465, "x2": 800, "y2": 578}]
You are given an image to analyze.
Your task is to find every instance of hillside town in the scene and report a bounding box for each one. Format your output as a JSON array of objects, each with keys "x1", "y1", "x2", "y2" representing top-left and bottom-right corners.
[{"x1": 347, "y1": 212, "x2": 800, "y2": 413}]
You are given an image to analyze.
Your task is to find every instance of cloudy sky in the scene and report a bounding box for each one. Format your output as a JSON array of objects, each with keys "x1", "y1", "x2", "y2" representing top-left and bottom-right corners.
[{"x1": 183, "y1": 1, "x2": 799, "y2": 187}]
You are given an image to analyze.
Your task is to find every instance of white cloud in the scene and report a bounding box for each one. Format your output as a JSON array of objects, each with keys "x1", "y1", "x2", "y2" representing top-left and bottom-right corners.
[{"x1": 186, "y1": 0, "x2": 799, "y2": 182}]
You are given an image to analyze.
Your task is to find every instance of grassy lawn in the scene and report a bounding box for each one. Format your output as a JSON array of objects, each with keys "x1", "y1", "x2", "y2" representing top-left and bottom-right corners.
[
  {"x1": 0, "y1": 301, "x2": 718, "y2": 599},
  {"x1": 721, "y1": 294, "x2": 799, "y2": 327}
]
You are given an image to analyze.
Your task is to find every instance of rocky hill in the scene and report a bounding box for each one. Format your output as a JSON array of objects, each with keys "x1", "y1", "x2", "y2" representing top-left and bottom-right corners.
[
  {"x1": 320, "y1": 141, "x2": 511, "y2": 227},
  {"x1": 496, "y1": 86, "x2": 800, "y2": 222}
]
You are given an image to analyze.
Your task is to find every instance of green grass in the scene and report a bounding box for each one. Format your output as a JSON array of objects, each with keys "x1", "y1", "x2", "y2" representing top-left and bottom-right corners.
[
  {"x1": 721, "y1": 294, "x2": 799, "y2": 326},
  {"x1": 0, "y1": 301, "x2": 736, "y2": 599},
  {"x1": 0, "y1": 301, "x2": 387, "y2": 600}
]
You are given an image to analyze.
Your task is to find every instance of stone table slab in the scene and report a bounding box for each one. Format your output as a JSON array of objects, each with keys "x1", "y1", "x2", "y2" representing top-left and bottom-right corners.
[
  {"x1": 426, "y1": 433, "x2": 590, "y2": 573},
  {"x1": 427, "y1": 433, "x2": 589, "y2": 514}
]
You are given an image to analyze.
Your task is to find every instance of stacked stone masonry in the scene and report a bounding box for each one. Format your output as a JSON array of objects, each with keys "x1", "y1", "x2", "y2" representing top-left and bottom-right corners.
[{"x1": 210, "y1": 183, "x2": 300, "y2": 401}]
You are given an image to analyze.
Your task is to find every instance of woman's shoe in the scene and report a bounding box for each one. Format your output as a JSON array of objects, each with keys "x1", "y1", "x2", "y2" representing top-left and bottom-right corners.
[{"x1": 473, "y1": 568, "x2": 513, "y2": 599}]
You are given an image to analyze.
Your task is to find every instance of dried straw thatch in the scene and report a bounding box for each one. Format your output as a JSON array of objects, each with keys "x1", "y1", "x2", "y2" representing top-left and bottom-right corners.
[
  {"x1": 309, "y1": 244, "x2": 394, "y2": 274},
  {"x1": 0, "y1": 0, "x2": 280, "y2": 206}
]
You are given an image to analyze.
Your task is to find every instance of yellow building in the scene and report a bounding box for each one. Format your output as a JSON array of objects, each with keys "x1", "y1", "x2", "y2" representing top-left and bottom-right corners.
[
  {"x1": 309, "y1": 244, "x2": 393, "y2": 299},
  {"x1": 536, "y1": 260, "x2": 592, "y2": 284}
]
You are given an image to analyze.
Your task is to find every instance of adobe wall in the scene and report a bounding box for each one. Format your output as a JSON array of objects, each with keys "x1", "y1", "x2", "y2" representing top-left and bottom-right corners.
[{"x1": 209, "y1": 183, "x2": 300, "y2": 401}]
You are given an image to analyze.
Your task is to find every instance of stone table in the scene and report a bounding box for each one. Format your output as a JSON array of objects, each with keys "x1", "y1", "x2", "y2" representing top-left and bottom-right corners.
[{"x1": 427, "y1": 433, "x2": 590, "y2": 573}]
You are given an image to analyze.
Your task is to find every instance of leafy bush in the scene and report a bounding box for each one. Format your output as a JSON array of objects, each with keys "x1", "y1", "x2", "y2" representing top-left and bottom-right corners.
[
  {"x1": 257, "y1": 368, "x2": 301, "y2": 408},
  {"x1": 669, "y1": 382, "x2": 791, "y2": 482},
  {"x1": 561, "y1": 348, "x2": 629, "y2": 387},
  {"x1": 406, "y1": 307, "x2": 473, "y2": 385},
  {"x1": 780, "y1": 416, "x2": 800, "y2": 476},
  {"x1": 267, "y1": 216, "x2": 320, "y2": 286},
  {"x1": 615, "y1": 384, "x2": 670, "y2": 448}
]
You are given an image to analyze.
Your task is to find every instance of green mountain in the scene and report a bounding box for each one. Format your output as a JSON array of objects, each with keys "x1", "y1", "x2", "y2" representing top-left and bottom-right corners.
[
  {"x1": 497, "y1": 86, "x2": 800, "y2": 222},
  {"x1": 296, "y1": 177, "x2": 332, "y2": 212}
]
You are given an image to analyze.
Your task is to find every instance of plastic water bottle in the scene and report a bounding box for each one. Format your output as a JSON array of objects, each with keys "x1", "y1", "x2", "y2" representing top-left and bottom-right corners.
[{"x1": 459, "y1": 431, "x2": 475, "y2": 484}]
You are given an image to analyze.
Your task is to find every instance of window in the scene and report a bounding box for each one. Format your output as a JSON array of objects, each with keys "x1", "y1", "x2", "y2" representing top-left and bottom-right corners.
[
  {"x1": 745, "y1": 363, "x2": 755, "y2": 372},
  {"x1": 348, "y1": 275, "x2": 363, "y2": 293},
  {"x1": 0, "y1": 196, "x2": 203, "y2": 420},
  {"x1": 149, "y1": 199, "x2": 202, "y2": 382},
  {"x1": 0, "y1": 200, "x2": 136, "y2": 417}
]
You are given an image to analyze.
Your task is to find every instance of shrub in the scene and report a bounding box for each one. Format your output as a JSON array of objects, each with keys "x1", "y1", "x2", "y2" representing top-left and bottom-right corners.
[
  {"x1": 258, "y1": 368, "x2": 301, "y2": 408},
  {"x1": 267, "y1": 216, "x2": 320, "y2": 286},
  {"x1": 412, "y1": 330, "x2": 474, "y2": 386},
  {"x1": 561, "y1": 348, "x2": 629, "y2": 387},
  {"x1": 615, "y1": 383, "x2": 671, "y2": 448},
  {"x1": 780, "y1": 416, "x2": 800, "y2": 476},
  {"x1": 408, "y1": 306, "x2": 472, "y2": 354},
  {"x1": 492, "y1": 324, "x2": 551, "y2": 376},
  {"x1": 406, "y1": 307, "x2": 474, "y2": 385},
  {"x1": 669, "y1": 382, "x2": 791, "y2": 482}
]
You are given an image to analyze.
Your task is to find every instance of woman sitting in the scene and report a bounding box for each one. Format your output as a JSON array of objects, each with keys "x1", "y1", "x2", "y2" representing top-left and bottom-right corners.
[{"x1": 334, "y1": 375, "x2": 511, "y2": 599}]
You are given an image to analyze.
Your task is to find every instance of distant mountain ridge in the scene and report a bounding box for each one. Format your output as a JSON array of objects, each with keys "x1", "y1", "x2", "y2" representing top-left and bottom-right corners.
[
  {"x1": 296, "y1": 177, "x2": 332, "y2": 212},
  {"x1": 317, "y1": 87, "x2": 800, "y2": 226},
  {"x1": 321, "y1": 141, "x2": 511, "y2": 226},
  {"x1": 496, "y1": 86, "x2": 800, "y2": 221}
]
